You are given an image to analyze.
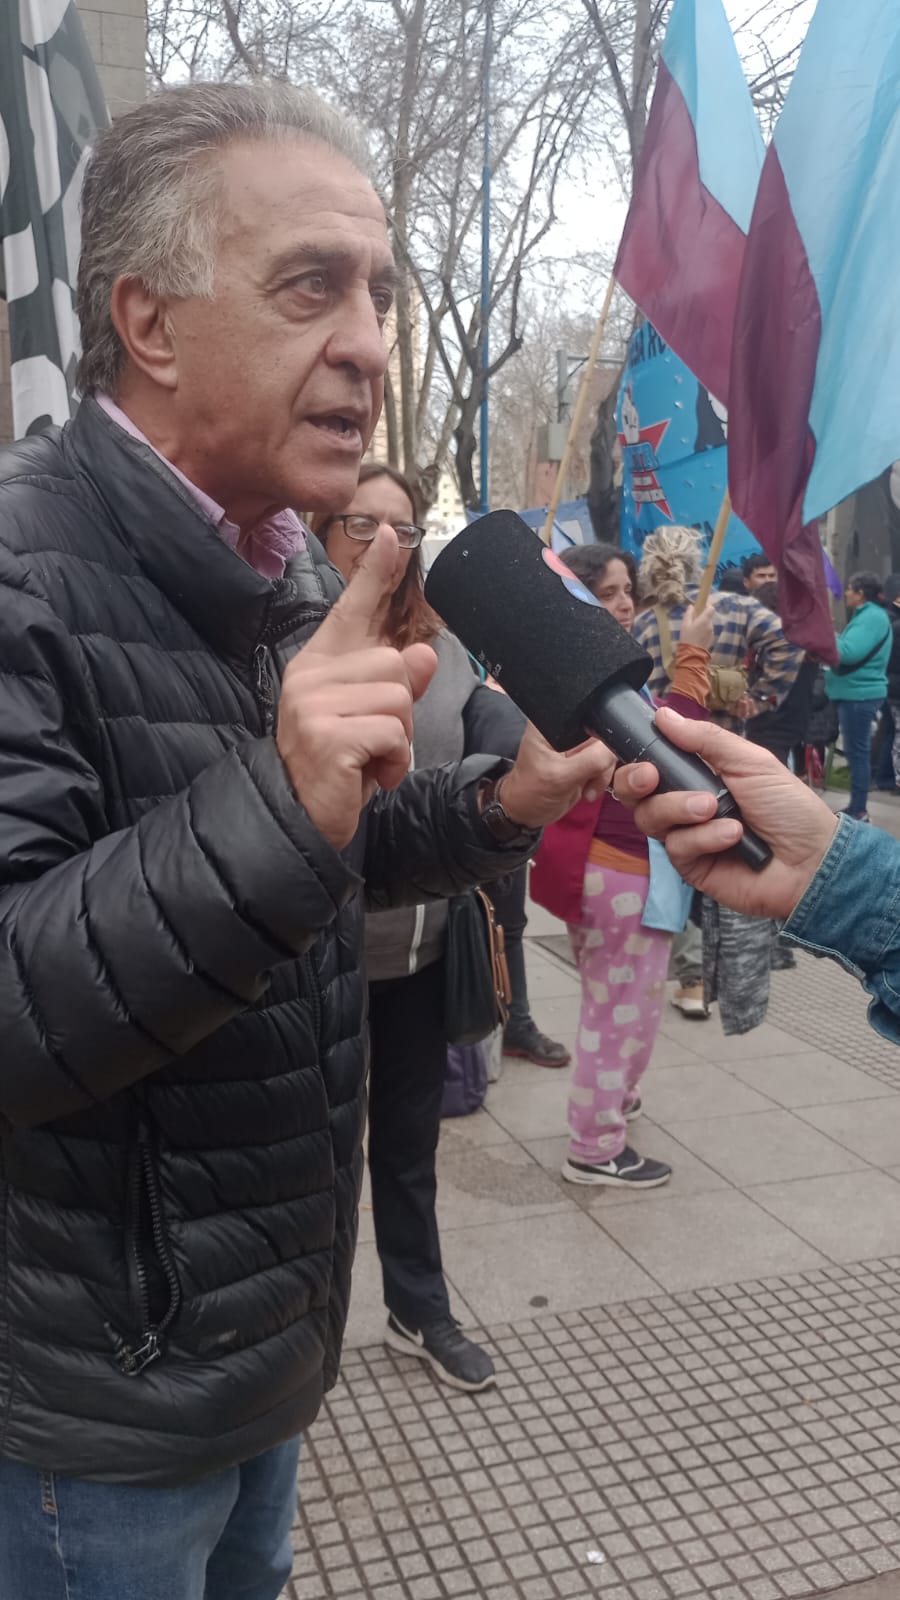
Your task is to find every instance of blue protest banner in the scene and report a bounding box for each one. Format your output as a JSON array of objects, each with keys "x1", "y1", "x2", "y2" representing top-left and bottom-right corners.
[{"x1": 618, "y1": 322, "x2": 761, "y2": 584}]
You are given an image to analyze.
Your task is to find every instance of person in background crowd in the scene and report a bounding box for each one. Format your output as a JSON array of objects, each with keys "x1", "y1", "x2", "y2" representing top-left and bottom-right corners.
[
  {"x1": 314, "y1": 462, "x2": 523, "y2": 1394},
  {"x1": 439, "y1": 675, "x2": 569, "y2": 1069},
  {"x1": 613, "y1": 711, "x2": 900, "y2": 1046},
  {"x1": 531, "y1": 544, "x2": 713, "y2": 1188},
  {"x1": 665, "y1": 902, "x2": 707, "y2": 1017},
  {"x1": 718, "y1": 567, "x2": 749, "y2": 595},
  {"x1": 875, "y1": 574, "x2": 900, "y2": 794},
  {"x1": 795, "y1": 663, "x2": 839, "y2": 788},
  {"x1": 825, "y1": 571, "x2": 892, "y2": 822},
  {"x1": 633, "y1": 527, "x2": 803, "y2": 730},
  {"x1": 497, "y1": 858, "x2": 571, "y2": 1066},
  {"x1": 0, "y1": 85, "x2": 616, "y2": 1600},
  {"x1": 742, "y1": 578, "x2": 819, "y2": 972},
  {"x1": 742, "y1": 551, "x2": 777, "y2": 592},
  {"x1": 746, "y1": 580, "x2": 818, "y2": 769},
  {"x1": 632, "y1": 527, "x2": 804, "y2": 1019}
]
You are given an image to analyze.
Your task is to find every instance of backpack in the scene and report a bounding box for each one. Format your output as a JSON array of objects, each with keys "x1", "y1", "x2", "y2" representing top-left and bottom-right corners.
[{"x1": 655, "y1": 605, "x2": 747, "y2": 714}]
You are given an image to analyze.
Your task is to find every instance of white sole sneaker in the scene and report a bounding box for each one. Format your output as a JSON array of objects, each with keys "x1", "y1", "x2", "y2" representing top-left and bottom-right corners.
[
  {"x1": 671, "y1": 997, "x2": 709, "y2": 1019},
  {"x1": 383, "y1": 1322, "x2": 497, "y2": 1393},
  {"x1": 560, "y1": 1157, "x2": 672, "y2": 1189}
]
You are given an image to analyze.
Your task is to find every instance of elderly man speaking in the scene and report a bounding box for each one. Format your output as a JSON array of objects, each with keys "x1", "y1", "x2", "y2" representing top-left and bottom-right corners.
[{"x1": 0, "y1": 84, "x2": 613, "y2": 1599}]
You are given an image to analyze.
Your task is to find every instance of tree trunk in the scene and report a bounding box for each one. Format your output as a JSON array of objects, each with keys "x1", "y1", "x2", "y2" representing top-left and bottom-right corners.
[
  {"x1": 383, "y1": 369, "x2": 399, "y2": 467},
  {"x1": 587, "y1": 369, "x2": 623, "y2": 544},
  {"x1": 394, "y1": 281, "x2": 417, "y2": 477},
  {"x1": 455, "y1": 390, "x2": 483, "y2": 511},
  {"x1": 586, "y1": 0, "x2": 655, "y2": 538},
  {"x1": 416, "y1": 460, "x2": 440, "y2": 512},
  {"x1": 392, "y1": 0, "x2": 427, "y2": 479},
  {"x1": 629, "y1": 0, "x2": 653, "y2": 165}
]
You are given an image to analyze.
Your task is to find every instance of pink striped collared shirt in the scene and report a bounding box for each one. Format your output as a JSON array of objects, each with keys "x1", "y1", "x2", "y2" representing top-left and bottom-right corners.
[{"x1": 96, "y1": 395, "x2": 306, "y2": 580}]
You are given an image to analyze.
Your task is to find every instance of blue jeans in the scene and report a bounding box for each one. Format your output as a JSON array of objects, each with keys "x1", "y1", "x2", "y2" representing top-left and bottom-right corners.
[
  {"x1": 838, "y1": 699, "x2": 881, "y2": 817},
  {"x1": 0, "y1": 1437, "x2": 300, "y2": 1600}
]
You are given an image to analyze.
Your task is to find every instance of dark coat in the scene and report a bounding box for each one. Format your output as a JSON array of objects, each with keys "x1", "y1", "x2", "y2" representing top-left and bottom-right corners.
[
  {"x1": 0, "y1": 401, "x2": 532, "y2": 1485},
  {"x1": 747, "y1": 656, "x2": 818, "y2": 762},
  {"x1": 887, "y1": 611, "x2": 900, "y2": 700}
]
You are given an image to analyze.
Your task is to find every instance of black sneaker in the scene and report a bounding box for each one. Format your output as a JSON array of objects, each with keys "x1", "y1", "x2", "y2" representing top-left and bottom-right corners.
[
  {"x1": 503, "y1": 1018, "x2": 571, "y2": 1068},
  {"x1": 624, "y1": 1094, "x2": 642, "y2": 1122},
  {"x1": 561, "y1": 1145, "x2": 672, "y2": 1188},
  {"x1": 384, "y1": 1313, "x2": 496, "y2": 1392}
]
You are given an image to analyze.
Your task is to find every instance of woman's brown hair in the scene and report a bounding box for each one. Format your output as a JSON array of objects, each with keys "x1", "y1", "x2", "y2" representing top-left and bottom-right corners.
[{"x1": 311, "y1": 462, "x2": 442, "y2": 649}]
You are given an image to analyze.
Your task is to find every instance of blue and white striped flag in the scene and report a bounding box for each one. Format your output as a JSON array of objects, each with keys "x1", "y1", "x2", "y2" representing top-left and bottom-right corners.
[{"x1": 0, "y1": 1, "x2": 108, "y2": 437}]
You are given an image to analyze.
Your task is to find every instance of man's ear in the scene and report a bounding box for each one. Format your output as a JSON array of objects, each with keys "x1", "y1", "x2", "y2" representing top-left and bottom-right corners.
[{"x1": 110, "y1": 275, "x2": 178, "y2": 391}]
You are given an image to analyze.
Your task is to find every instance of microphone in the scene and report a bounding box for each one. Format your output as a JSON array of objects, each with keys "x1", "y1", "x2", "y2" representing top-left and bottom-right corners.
[{"x1": 425, "y1": 511, "x2": 772, "y2": 872}]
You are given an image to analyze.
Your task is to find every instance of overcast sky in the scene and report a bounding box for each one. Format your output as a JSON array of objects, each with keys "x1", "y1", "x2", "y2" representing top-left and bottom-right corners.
[{"x1": 552, "y1": 0, "x2": 817, "y2": 296}]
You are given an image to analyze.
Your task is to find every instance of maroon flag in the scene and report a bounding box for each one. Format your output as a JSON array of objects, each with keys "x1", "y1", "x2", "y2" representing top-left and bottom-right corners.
[
  {"x1": 726, "y1": 1, "x2": 899, "y2": 665},
  {"x1": 727, "y1": 148, "x2": 837, "y2": 662},
  {"x1": 615, "y1": 0, "x2": 764, "y2": 405}
]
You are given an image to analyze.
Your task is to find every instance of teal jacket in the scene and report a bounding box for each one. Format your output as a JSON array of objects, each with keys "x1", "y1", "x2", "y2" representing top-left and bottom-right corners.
[
  {"x1": 786, "y1": 815, "x2": 900, "y2": 1044},
  {"x1": 825, "y1": 602, "x2": 891, "y2": 702}
]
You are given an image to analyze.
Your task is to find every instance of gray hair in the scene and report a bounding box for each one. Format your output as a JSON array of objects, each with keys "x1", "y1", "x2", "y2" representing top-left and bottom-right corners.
[
  {"x1": 638, "y1": 525, "x2": 705, "y2": 608},
  {"x1": 76, "y1": 82, "x2": 373, "y2": 397}
]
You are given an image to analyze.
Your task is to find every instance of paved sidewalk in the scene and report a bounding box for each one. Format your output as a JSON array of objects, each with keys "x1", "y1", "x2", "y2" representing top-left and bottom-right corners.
[{"x1": 289, "y1": 826, "x2": 900, "y2": 1600}]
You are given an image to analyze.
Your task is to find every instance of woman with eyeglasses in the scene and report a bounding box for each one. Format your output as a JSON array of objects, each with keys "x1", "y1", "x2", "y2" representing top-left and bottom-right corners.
[{"x1": 312, "y1": 462, "x2": 528, "y2": 1393}]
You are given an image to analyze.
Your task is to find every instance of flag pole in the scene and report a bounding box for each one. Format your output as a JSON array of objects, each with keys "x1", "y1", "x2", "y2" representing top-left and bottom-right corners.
[
  {"x1": 695, "y1": 488, "x2": 732, "y2": 610},
  {"x1": 541, "y1": 276, "x2": 617, "y2": 544}
]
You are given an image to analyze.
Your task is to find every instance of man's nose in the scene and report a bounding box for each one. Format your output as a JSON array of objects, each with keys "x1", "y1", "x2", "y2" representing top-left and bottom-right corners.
[{"x1": 327, "y1": 290, "x2": 389, "y2": 378}]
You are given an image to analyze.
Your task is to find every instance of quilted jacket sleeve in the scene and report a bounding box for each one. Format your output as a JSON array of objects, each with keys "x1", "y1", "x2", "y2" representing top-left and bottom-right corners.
[
  {"x1": 462, "y1": 683, "x2": 526, "y2": 762},
  {"x1": 363, "y1": 756, "x2": 539, "y2": 912},
  {"x1": 0, "y1": 559, "x2": 359, "y2": 1129}
]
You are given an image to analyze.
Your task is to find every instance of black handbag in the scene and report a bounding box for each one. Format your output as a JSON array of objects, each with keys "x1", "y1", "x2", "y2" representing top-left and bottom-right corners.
[{"x1": 444, "y1": 888, "x2": 511, "y2": 1047}]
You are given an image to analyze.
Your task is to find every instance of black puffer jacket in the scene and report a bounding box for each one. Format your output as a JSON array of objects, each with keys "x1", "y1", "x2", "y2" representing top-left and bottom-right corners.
[{"x1": 0, "y1": 401, "x2": 533, "y2": 1485}]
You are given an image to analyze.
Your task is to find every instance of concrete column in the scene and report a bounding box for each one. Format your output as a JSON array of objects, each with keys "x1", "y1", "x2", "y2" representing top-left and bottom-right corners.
[{"x1": 77, "y1": 0, "x2": 147, "y2": 116}]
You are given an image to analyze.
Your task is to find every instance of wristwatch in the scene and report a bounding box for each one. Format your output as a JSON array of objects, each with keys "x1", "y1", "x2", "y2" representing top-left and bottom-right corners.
[{"x1": 477, "y1": 776, "x2": 535, "y2": 846}]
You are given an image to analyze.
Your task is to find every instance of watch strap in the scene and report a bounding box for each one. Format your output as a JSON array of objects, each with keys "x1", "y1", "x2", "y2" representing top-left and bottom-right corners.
[{"x1": 478, "y1": 777, "x2": 533, "y2": 845}]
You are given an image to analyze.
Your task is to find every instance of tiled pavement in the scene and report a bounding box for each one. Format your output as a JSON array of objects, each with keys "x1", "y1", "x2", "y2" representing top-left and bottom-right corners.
[{"x1": 289, "y1": 803, "x2": 900, "y2": 1600}]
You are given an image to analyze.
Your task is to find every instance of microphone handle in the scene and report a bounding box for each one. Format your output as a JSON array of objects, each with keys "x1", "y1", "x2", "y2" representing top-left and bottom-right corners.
[{"x1": 588, "y1": 684, "x2": 773, "y2": 874}]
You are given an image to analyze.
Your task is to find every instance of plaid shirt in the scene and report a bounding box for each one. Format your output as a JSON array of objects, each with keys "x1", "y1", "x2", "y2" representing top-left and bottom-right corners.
[{"x1": 632, "y1": 588, "x2": 805, "y2": 732}]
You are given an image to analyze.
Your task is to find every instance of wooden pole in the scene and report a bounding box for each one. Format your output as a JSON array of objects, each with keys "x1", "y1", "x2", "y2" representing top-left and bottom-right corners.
[
  {"x1": 541, "y1": 275, "x2": 617, "y2": 544},
  {"x1": 695, "y1": 488, "x2": 732, "y2": 610}
]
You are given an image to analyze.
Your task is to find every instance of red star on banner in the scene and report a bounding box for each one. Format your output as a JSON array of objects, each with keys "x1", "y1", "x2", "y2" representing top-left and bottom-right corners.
[{"x1": 617, "y1": 415, "x2": 674, "y2": 521}]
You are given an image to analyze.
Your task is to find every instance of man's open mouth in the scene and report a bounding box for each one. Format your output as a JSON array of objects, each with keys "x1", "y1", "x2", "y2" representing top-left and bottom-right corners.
[{"x1": 308, "y1": 413, "x2": 364, "y2": 442}]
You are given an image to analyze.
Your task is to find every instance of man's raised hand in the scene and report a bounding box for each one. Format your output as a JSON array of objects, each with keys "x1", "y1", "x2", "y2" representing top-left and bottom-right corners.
[{"x1": 276, "y1": 525, "x2": 437, "y2": 850}]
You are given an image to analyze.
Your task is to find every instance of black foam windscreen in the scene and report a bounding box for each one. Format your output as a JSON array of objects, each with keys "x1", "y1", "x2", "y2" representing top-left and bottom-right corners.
[{"x1": 425, "y1": 511, "x2": 651, "y2": 751}]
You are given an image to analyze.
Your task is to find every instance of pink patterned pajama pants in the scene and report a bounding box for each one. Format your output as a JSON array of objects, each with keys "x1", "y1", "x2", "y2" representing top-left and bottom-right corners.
[{"x1": 566, "y1": 861, "x2": 672, "y2": 1164}]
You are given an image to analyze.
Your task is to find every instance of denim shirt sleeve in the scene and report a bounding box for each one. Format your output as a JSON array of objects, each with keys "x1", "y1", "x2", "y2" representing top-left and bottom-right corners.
[{"x1": 784, "y1": 815, "x2": 900, "y2": 1044}]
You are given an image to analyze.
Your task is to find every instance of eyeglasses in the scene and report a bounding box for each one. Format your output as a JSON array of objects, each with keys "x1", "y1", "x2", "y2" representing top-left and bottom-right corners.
[{"x1": 330, "y1": 514, "x2": 424, "y2": 549}]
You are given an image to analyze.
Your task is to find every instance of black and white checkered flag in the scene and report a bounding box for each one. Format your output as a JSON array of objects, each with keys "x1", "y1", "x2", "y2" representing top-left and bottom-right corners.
[{"x1": 0, "y1": 1, "x2": 109, "y2": 438}]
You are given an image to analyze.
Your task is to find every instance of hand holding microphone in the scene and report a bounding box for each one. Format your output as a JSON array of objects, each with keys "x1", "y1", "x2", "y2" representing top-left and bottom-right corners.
[
  {"x1": 424, "y1": 512, "x2": 772, "y2": 872},
  {"x1": 497, "y1": 722, "x2": 616, "y2": 829},
  {"x1": 277, "y1": 521, "x2": 616, "y2": 851},
  {"x1": 615, "y1": 709, "x2": 838, "y2": 918}
]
